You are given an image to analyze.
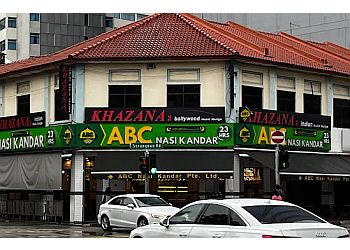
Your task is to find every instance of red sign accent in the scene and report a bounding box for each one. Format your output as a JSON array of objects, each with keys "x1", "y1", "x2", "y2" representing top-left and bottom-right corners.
[{"x1": 271, "y1": 130, "x2": 285, "y2": 144}]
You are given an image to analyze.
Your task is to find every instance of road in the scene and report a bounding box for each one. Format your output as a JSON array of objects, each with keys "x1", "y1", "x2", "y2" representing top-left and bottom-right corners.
[{"x1": 0, "y1": 221, "x2": 130, "y2": 238}]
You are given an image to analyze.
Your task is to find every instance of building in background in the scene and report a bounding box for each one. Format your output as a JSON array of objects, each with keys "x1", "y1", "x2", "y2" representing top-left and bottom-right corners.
[
  {"x1": 0, "y1": 13, "x2": 148, "y2": 61},
  {"x1": 195, "y1": 13, "x2": 350, "y2": 49}
]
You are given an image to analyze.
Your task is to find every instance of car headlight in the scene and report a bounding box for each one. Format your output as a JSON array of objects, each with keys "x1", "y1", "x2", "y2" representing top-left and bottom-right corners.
[{"x1": 151, "y1": 213, "x2": 166, "y2": 219}]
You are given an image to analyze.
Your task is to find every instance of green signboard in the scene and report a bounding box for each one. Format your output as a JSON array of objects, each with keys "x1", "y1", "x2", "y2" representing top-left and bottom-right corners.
[
  {"x1": 0, "y1": 124, "x2": 76, "y2": 153},
  {"x1": 236, "y1": 123, "x2": 331, "y2": 151},
  {"x1": 76, "y1": 123, "x2": 234, "y2": 149}
]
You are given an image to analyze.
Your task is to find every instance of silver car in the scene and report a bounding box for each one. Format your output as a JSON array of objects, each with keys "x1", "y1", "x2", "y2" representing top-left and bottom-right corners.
[{"x1": 97, "y1": 193, "x2": 180, "y2": 231}]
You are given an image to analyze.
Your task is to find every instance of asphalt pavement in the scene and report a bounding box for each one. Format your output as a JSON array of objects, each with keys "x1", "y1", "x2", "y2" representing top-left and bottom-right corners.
[{"x1": 0, "y1": 221, "x2": 131, "y2": 238}]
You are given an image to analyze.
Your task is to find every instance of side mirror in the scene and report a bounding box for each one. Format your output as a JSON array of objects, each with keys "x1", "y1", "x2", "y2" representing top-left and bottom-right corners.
[
  {"x1": 159, "y1": 216, "x2": 170, "y2": 228},
  {"x1": 127, "y1": 204, "x2": 135, "y2": 209}
]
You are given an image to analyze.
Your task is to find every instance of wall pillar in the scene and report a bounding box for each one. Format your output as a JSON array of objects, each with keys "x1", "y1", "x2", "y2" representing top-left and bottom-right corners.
[
  {"x1": 268, "y1": 67, "x2": 277, "y2": 110},
  {"x1": 70, "y1": 152, "x2": 84, "y2": 223},
  {"x1": 225, "y1": 153, "x2": 241, "y2": 198}
]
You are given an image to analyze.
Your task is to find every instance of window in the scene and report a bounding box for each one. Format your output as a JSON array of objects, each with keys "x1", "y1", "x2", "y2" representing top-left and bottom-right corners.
[
  {"x1": 122, "y1": 197, "x2": 135, "y2": 206},
  {"x1": 17, "y1": 81, "x2": 30, "y2": 94},
  {"x1": 84, "y1": 14, "x2": 89, "y2": 26},
  {"x1": 242, "y1": 86, "x2": 262, "y2": 109},
  {"x1": 8, "y1": 39, "x2": 16, "y2": 50},
  {"x1": 0, "y1": 40, "x2": 5, "y2": 52},
  {"x1": 277, "y1": 90, "x2": 295, "y2": 112},
  {"x1": 108, "y1": 85, "x2": 141, "y2": 108},
  {"x1": 17, "y1": 95, "x2": 30, "y2": 115},
  {"x1": 110, "y1": 69, "x2": 141, "y2": 82},
  {"x1": 242, "y1": 71, "x2": 263, "y2": 87},
  {"x1": 30, "y1": 13, "x2": 40, "y2": 21},
  {"x1": 304, "y1": 80, "x2": 321, "y2": 94},
  {"x1": 334, "y1": 98, "x2": 350, "y2": 128},
  {"x1": 0, "y1": 18, "x2": 5, "y2": 30},
  {"x1": 169, "y1": 204, "x2": 206, "y2": 224},
  {"x1": 30, "y1": 33, "x2": 40, "y2": 44},
  {"x1": 243, "y1": 205, "x2": 325, "y2": 224},
  {"x1": 198, "y1": 204, "x2": 229, "y2": 225},
  {"x1": 277, "y1": 76, "x2": 295, "y2": 90},
  {"x1": 105, "y1": 17, "x2": 113, "y2": 28},
  {"x1": 304, "y1": 94, "x2": 321, "y2": 115},
  {"x1": 137, "y1": 14, "x2": 147, "y2": 20},
  {"x1": 108, "y1": 197, "x2": 124, "y2": 205},
  {"x1": 8, "y1": 17, "x2": 16, "y2": 28},
  {"x1": 230, "y1": 209, "x2": 246, "y2": 226},
  {"x1": 120, "y1": 13, "x2": 135, "y2": 21},
  {"x1": 167, "y1": 84, "x2": 200, "y2": 107},
  {"x1": 134, "y1": 197, "x2": 170, "y2": 207},
  {"x1": 167, "y1": 69, "x2": 200, "y2": 82}
]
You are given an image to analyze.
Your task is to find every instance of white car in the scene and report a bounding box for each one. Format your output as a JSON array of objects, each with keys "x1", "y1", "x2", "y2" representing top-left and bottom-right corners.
[
  {"x1": 97, "y1": 194, "x2": 180, "y2": 231},
  {"x1": 130, "y1": 198, "x2": 349, "y2": 238}
]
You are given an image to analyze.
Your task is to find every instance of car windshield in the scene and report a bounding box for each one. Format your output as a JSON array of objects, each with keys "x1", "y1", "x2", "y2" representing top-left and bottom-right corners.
[
  {"x1": 134, "y1": 197, "x2": 170, "y2": 207},
  {"x1": 242, "y1": 205, "x2": 326, "y2": 224}
]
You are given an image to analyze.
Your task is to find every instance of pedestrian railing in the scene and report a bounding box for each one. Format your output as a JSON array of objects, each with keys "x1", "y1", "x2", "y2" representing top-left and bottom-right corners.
[{"x1": 2, "y1": 200, "x2": 64, "y2": 222}]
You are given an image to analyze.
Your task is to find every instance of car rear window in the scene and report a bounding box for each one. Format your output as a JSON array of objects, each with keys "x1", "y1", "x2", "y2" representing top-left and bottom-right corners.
[
  {"x1": 134, "y1": 197, "x2": 170, "y2": 207},
  {"x1": 242, "y1": 205, "x2": 326, "y2": 224}
]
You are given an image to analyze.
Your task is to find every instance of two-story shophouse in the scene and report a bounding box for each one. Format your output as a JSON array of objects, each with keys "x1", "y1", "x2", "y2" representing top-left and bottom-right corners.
[{"x1": 0, "y1": 13, "x2": 349, "y2": 223}]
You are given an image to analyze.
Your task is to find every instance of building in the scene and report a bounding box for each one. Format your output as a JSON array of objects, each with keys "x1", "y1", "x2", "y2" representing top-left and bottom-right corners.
[
  {"x1": 0, "y1": 13, "x2": 148, "y2": 62},
  {"x1": 0, "y1": 13, "x2": 349, "y2": 223},
  {"x1": 195, "y1": 13, "x2": 350, "y2": 49}
]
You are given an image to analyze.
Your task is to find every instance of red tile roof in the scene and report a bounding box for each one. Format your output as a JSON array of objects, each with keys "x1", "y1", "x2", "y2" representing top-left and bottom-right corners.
[{"x1": 1, "y1": 13, "x2": 350, "y2": 78}]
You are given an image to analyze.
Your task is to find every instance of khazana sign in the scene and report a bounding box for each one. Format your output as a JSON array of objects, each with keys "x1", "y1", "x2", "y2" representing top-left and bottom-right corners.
[
  {"x1": 0, "y1": 112, "x2": 45, "y2": 131},
  {"x1": 239, "y1": 107, "x2": 331, "y2": 130},
  {"x1": 85, "y1": 107, "x2": 225, "y2": 123},
  {"x1": 0, "y1": 125, "x2": 76, "y2": 152},
  {"x1": 236, "y1": 123, "x2": 331, "y2": 151},
  {"x1": 76, "y1": 123, "x2": 234, "y2": 149}
]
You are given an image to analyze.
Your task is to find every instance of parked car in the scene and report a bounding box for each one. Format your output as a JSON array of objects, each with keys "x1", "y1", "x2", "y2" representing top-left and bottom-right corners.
[
  {"x1": 97, "y1": 194, "x2": 180, "y2": 231},
  {"x1": 130, "y1": 198, "x2": 349, "y2": 238}
]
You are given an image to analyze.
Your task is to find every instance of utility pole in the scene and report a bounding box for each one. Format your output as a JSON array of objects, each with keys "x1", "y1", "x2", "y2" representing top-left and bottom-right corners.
[
  {"x1": 275, "y1": 144, "x2": 280, "y2": 186},
  {"x1": 144, "y1": 150, "x2": 150, "y2": 194}
]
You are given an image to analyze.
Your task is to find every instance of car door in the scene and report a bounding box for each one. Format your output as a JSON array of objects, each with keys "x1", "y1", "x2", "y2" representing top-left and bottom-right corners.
[
  {"x1": 154, "y1": 204, "x2": 206, "y2": 238},
  {"x1": 189, "y1": 204, "x2": 250, "y2": 238},
  {"x1": 120, "y1": 197, "x2": 139, "y2": 228},
  {"x1": 108, "y1": 197, "x2": 125, "y2": 227}
]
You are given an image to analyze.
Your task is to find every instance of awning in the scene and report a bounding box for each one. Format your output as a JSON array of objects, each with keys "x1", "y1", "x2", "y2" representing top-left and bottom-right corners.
[{"x1": 246, "y1": 151, "x2": 350, "y2": 176}]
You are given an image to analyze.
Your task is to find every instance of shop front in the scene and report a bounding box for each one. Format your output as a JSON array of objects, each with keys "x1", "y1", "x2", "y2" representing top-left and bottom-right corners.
[
  {"x1": 233, "y1": 107, "x2": 350, "y2": 220},
  {"x1": 0, "y1": 113, "x2": 76, "y2": 222}
]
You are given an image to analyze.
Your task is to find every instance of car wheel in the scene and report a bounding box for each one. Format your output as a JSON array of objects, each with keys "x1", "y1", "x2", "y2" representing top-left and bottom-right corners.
[
  {"x1": 137, "y1": 217, "x2": 149, "y2": 227},
  {"x1": 101, "y1": 215, "x2": 112, "y2": 231}
]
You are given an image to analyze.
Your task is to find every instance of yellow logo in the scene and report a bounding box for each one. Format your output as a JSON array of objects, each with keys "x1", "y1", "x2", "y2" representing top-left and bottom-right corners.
[
  {"x1": 239, "y1": 126, "x2": 250, "y2": 142},
  {"x1": 63, "y1": 128, "x2": 73, "y2": 145},
  {"x1": 240, "y1": 107, "x2": 251, "y2": 122},
  {"x1": 79, "y1": 127, "x2": 96, "y2": 144}
]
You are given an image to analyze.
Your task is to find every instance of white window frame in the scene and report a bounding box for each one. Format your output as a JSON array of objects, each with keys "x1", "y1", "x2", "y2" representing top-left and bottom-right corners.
[{"x1": 277, "y1": 75, "x2": 296, "y2": 91}]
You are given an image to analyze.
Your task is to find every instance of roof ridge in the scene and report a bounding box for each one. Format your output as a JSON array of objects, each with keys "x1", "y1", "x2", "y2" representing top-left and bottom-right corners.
[
  {"x1": 179, "y1": 13, "x2": 264, "y2": 55},
  {"x1": 226, "y1": 21, "x2": 327, "y2": 66},
  {"x1": 279, "y1": 32, "x2": 350, "y2": 64},
  {"x1": 68, "y1": 14, "x2": 161, "y2": 58},
  {"x1": 324, "y1": 41, "x2": 350, "y2": 55}
]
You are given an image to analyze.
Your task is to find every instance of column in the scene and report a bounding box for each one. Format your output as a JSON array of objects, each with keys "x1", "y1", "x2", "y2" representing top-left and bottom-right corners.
[
  {"x1": 326, "y1": 76, "x2": 333, "y2": 127},
  {"x1": 70, "y1": 152, "x2": 84, "y2": 223},
  {"x1": 233, "y1": 153, "x2": 244, "y2": 198},
  {"x1": 73, "y1": 64, "x2": 85, "y2": 123},
  {"x1": 44, "y1": 73, "x2": 49, "y2": 126},
  {"x1": 268, "y1": 67, "x2": 277, "y2": 110}
]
